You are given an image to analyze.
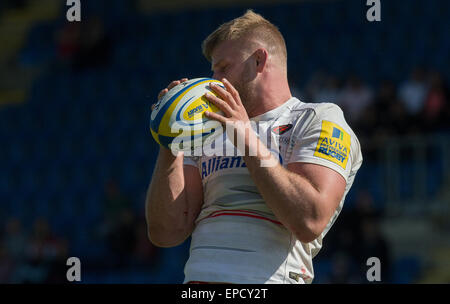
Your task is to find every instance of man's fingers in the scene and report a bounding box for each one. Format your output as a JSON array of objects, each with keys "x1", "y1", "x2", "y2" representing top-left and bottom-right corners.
[
  {"x1": 167, "y1": 80, "x2": 181, "y2": 90},
  {"x1": 158, "y1": 79, "x2": 189, "y2": 100},
  {"x1": 210, "y1": 82, "x2": 237, "y2": 108},
  {"x1": 222, "y1": 78, "x2": 242, "y2": 106},
  {"x1": 205, "y1": 93, "x2": 233, "y2": 116},
  {"x1": 157, "y1": 88, "x2": 168, "y2": 100},
  {"x1": 204, "y1": 111, "x2": 227, "y2": 124},
  {"x1": 168, "y1": 78, "x2": 188, "y2": 89}
]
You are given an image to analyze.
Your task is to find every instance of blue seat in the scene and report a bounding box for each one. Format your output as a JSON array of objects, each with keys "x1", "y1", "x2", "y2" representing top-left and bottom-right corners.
[
  {"x1": 312, "y1": 258, "x2": 333, "y2": 283},
  {"x1": 392, "y1": 256, "x2": 421, "y2": 284}
]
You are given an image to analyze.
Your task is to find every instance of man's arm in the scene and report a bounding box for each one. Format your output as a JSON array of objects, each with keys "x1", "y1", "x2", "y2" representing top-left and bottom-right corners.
[
  {"x1": 146, "y1": 77, "x2": 203, "y2": 247},
  {"x1": 243, "y1": 136, "x2": 346, "y2": 243},
  {"x1": 204, "y1": 78, "x2": 346, "y2": 243},
  {"x1": 145, "y1": 148, "x2": 203, "y2": 248}
]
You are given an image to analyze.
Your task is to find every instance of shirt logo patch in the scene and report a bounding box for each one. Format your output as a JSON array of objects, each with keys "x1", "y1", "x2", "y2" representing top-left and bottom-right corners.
[
  {"x1": 314, "y1": 121, "x2": 350, "y2": 169},
  {"x1": 272, "y1": 124, "x2": 293, "y2": 135},
  {"x1": 289, "y1": 271, "x2": 300, "y2": 282},
  {"x1": 332, "y1": 127, "x2": 343, "y2": 140}
]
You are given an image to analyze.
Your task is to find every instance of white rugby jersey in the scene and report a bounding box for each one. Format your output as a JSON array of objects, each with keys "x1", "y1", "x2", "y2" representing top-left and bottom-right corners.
[{"x1": 183, "y1": 97, "x2": 363, "y2": 284}]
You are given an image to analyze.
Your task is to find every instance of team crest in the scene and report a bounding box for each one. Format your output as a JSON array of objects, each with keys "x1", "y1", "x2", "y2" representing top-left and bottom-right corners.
[{"x1": 272, "y1": 124, "x2": 293, "y2": 135}]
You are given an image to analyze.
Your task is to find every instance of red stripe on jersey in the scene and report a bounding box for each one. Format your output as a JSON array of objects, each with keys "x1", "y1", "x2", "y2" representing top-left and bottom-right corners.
[
  {"x1": 205, "y1": 211, "x2": 283, "y2": 226},
  {"x1": 208, "y1": 209, "x2": 267, "y2": 217}
]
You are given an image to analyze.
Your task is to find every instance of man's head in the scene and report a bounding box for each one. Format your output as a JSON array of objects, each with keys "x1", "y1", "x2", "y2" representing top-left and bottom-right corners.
[
  {"x1": 202, "y1": 10, "x2": 289, "y2": 113},
  {"x1": 202, "y1": 10, "x2": 287, "y2": 67}
]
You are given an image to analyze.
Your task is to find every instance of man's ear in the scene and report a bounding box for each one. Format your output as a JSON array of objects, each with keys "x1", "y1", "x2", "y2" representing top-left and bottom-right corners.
[{"x1": 254, "y1": 48, "x2": 268, "y2": 72}]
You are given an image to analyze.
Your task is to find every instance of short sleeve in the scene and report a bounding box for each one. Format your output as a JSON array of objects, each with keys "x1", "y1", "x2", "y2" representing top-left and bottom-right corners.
[{"x1": 287, "y1": 103, "x2": 359, "y2": 182}]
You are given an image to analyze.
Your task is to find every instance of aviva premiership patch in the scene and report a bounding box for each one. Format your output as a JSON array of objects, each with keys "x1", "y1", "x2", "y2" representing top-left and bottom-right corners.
[{"x1": 314, "y1": 120, "x2": 350, "y2": 169}]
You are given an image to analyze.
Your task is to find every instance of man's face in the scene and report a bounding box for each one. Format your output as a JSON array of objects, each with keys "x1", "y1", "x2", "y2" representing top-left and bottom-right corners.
[{"x1": 210, "y1": 39, "x2": 256, "y2": 105}]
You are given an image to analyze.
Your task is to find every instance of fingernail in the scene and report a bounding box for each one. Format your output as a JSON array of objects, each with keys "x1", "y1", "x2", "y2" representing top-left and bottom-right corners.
[
  {"x1": 204, "y1": 111, "x2": 210, "y2": 116},
  {"x1": 222, "y1": 78, "x2": 227, "y2": 82}
]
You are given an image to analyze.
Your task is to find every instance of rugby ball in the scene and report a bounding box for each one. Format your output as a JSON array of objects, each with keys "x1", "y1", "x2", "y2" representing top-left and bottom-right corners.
[{"x1": 150, "y1": 77, "x2": 224, "y2": 152}]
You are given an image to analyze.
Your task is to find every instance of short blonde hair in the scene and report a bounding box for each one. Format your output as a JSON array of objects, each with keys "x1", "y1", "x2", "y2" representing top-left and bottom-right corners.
[{"x1": 202, "y1": 10, "x2": 287, "y2": 64}]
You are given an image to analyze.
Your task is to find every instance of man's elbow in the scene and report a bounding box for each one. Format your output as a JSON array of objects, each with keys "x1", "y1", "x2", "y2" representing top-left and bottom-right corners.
[
  {"x1": 294, "y1": 230, "x2": 320, "y2": 244},
  {"x1": 148, "y1": 232, "x2": 173, "y2": 248},
  {"x1": 147, "y1": 226, "x2": 186, "y2": 248},
  {"x1": 293, "y1": 220, "x2": 326, "y2": 243}
]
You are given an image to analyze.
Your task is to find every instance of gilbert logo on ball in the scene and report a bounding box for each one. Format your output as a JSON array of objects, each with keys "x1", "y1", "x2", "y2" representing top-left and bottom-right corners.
[{"x1": 150, "y1": 78, "x2": 224, "y2": 153}]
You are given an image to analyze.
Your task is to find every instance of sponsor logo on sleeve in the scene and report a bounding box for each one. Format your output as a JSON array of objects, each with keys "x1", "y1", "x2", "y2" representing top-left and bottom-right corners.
[{"x1": 314, "y1": 120, "x2": 350, "y2": 169}]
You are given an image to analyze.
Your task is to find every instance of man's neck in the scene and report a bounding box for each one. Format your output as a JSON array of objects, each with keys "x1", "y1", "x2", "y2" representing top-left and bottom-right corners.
[{"x1": 246, "y1": 78, "x2": 292, "y2": 118}]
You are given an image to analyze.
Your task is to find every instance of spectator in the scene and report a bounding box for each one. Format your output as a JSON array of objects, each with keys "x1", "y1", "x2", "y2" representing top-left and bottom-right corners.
[
  {"x1": 422, "y1": 71, "x2": 449, "y2": 131},
  {"x1": 0, "y1": 241, "x2": 15, "y2": 283},
  {"x1": 331, "y1": 190, "x2": 381, "y2": 256},
  {"x1": 358, "y1": 216, "x2": 392, "y2": 283},
  {"x1": 327, "y1": 251, "x2": 362, "y2": 283},
  {"x1": 313, "y1": 75, "x2": 341, "y2": 104},
  {"x1": 349, "y1": 190, "x2": 391, "y2": 282},
  {"x1": 104, "y1": 179, "x2": 132, "y2": 221},
  {"x1": 131, "y1": 217, "x2": 161, "y2": 269},
  {"x1": 72, "y1": 17, "x2": 113, "y2": 70},
  {"x1": 339, "y1": 75, "x2": 374, "y2": 123},
  {"x1": 398, "y1": 67, "x2": 429, "y2": 116},
  {"x1": 97, "y1": 179, "x2": 132, "y2": 241},
  {"x1": 354, "y1": 190, "x2": 382, "y2": 223},
  {"x1": 55, "y1": 22, "x2": 81, "y2": 64},
  {"x1": 44, "y1": 239, "x2": 70, "y2": 283},
  {"x1": 3, "y1": 217, "x2": 28, "y2": 264},
  {"x1": 303, "y1": 70, "x2": 328, "y2": 102},
  {"x1": 375, "y1": 80, "x2": 409, "y2": 136},
  {"x1": 355, "y1": 80, "x2": 404, "y2": 157},
  {"x1": 13, "y1": 218, "x2": 66, "y2": 283},
  {"x1": 2, "y1": 0, "x2": 28, "y2": 10},
  {"x1": 27, "y1": 218, "x2": 65, "y2": 263},
  {"x1": 107, "y1": 208, "x2": 137, "y2": 268}
]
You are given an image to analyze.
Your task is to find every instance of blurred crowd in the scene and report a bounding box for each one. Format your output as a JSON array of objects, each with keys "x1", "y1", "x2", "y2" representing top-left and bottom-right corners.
[
  {"x1": 0, "y1": 0, "x2": 28, "y2": 12},
  {"x1": 293, "y1": 67, "x2": 450, "y2": 159},
  {"x1": 94, "y1": 179, "x2": 161, "y2": 271},
  {"x1": 55, "y1": 17, "x2": 113, "y2": 71},
  {"x1": 0, "y1": 180, "x2": 161, "y2": 283},
  {"x1": 0, "y1": 217, "x2": 68, "y2": 283},
  {"x1": 317, "y1": 189, "x2": 392, "y2": 283},
  {"x1": 0, "y1": 181, "x2": 392, "y2": 283}
]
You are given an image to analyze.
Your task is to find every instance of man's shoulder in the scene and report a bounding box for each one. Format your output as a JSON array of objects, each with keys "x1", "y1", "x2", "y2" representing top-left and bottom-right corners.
[
  {"x1": 292, "y1": 99, "x2": 343, "y2": 114},
  {"x1": 289, "y1": 99, "x2": 345, "y2": 122},
  {"x1": 290, "y1": 100, "x2": 358, "y2": 143}
]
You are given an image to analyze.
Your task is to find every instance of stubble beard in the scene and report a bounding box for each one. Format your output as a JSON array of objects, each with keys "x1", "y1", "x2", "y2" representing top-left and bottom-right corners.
[{"x1": 233, "y1": 75, "x2": 256, "y2": 116}]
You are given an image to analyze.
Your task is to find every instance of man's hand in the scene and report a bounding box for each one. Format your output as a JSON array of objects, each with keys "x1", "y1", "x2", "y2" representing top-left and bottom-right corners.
[
  {"x1": 204, "y1": 78, "x2": 259, "y2": 155},
  {"x1": 152, "y1": 78, "x2": 189, "y2": 110},
  {"x1": 152, "y1": 78, "x2": 189, "y2": 156},
  {"x1": 204, "y1": 78, "x2": 249, "y2": 124}
]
